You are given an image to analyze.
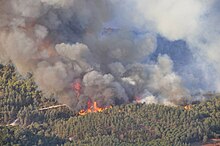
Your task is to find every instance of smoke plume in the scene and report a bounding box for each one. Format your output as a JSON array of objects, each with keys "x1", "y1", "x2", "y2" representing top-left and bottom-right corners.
[
  {"x1": 0, "y1": 0, "x2": 218, "y2": 109},
  {"x1": 135, "y1": 0, "x2": 220, "y2": 92}
]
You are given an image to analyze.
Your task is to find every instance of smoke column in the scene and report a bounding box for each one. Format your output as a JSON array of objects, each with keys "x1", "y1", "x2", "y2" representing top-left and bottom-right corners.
[{"x1": 0, "y1": 0, "x2": 218, "y2": 110}]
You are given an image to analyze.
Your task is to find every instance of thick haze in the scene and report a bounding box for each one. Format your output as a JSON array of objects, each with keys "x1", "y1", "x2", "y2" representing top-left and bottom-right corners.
[{"x1": 0, "y1": 0, "x2": 219, "y2": 109}]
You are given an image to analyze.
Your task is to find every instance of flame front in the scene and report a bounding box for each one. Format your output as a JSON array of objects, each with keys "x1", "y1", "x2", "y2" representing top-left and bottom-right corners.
[
  {"x1": 71, "y1": 81, "x2": 112, "y2": 116},
  {"x1": 184, "y1": 105, "x2": 192, "y2": 110},
  {"x1": 79, "y1": 101, "x2": 112, "y2": 116}
]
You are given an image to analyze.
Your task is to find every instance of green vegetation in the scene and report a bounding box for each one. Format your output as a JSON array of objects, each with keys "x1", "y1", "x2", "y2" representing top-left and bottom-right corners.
[
  {"x1": 0, "y1": 64, "x2": 59, "y2": 125},
  {"x1": 0, "y1": 64, "x2": 220, "y2": 146}
]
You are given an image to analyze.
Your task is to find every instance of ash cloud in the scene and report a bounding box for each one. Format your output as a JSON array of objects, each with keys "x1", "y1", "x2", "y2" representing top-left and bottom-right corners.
[{"x1": 2, "y1": 0, "x2": 216, "y2": 109}]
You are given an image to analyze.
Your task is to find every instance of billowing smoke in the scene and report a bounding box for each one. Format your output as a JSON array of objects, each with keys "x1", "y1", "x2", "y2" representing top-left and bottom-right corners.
[
  {"x1": 135, "y1": 0, "x2": 220, "y2": 92},
  {"x1": 1, "y1": 0, "x2": 218, "y2": 110}
]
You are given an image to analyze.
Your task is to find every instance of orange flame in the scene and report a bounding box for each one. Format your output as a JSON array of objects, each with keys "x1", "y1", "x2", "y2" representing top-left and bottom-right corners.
[
  {"x1": 79, "y1": 101, "x2": 112, "y2": 116},
  {"x1": 184, "y1": 105, "x2": 192, "y2": 110},
  {"x1": 72, "y1": 81, "x2": 81, "y2": 98},
  {"x1": 71, "y1": 81, "x2": 112, "y2": 115},
  {"x1": 135, "y1": 96, "x2": 141, "y2": 103}
]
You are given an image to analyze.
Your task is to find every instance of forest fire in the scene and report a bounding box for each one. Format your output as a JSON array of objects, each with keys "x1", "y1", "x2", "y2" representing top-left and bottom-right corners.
[
  {"x1": 135, "y1": 96, "x2": 142, "y2": 103},
  {"x1": 72, "y1": 81, "x2": 112, "y2": 115},
  {"x1": 79, "y1": 101, "x2": 112, "y2": 116},
  {"x1": 72, "y1": 80, "x2": 82, "y2": 98},
  {"x1": 184, "y1": 105, "x2": 192, "y2": 110}
]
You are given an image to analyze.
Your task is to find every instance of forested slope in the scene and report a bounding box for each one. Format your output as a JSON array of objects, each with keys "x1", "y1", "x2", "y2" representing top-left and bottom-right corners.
[{"x1": 0, "y1": 64, "x2": 220, "y2": 146}]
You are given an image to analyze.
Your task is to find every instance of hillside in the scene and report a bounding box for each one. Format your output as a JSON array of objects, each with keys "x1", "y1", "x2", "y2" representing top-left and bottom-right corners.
[{"x1": 0, "y1": 64, "x2": 220, "y2": 146}]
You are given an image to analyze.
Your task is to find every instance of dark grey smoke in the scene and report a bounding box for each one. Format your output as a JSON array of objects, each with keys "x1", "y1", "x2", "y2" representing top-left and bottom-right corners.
[{"x1": 2, "y1": 0, "x2": 218, "y2": 109}]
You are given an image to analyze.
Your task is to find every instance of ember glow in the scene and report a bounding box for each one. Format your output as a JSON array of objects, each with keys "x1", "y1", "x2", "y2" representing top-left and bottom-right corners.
[
  {"x1": 79, "y1": 101, "x2": 112, "y2": 116},
  {"x1": 72, "y1": 80, "x2": 82, "y2": 98},
  {"x1": 135, "y1": 96, "x2": 141, "y2": 104},
  {"x1": 184, "y1": 105, "x2": 192, "y2": 110}
]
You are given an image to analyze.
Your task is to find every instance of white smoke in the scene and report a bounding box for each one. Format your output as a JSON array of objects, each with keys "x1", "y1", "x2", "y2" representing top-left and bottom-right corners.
[
  {"x1": 136, "y1": 0, "x2": 208, "y2": 40},
  {"x1": 135, "y1": 0, "x2": 220, "y2": 92}
]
